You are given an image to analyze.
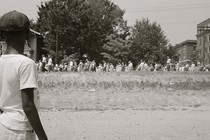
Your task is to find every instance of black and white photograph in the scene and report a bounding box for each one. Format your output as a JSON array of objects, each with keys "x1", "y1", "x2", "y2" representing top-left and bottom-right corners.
[{"x1": 0, "y1": 0, "x2": 210, "y2": 139}]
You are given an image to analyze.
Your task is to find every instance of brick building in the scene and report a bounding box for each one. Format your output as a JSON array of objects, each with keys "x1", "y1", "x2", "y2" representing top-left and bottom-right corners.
[
  {"x1": 196, "y1": 18, "x2": 210, "y2": 66},
  {"x1": 177, "y1": 40, "x2": 196, "y2": 66}
]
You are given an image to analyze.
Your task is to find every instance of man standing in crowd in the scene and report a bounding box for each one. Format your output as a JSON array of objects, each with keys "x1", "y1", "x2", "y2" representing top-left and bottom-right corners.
[
  {"x1": 47, "y1": 54, "x2": 53, "y2": 72},
  {"x1": 127, "y1": 61, "x2": 133, "y2": 71},
  {"x1": 0, "y1": 10, "x2": 48, "y2": 140},
  {"x1": 41, "y1": 54, "x2": 47, "y2": 72},
  {"x1": 68, "y1": 59, "x2": 74, "y2": 72},
  {"x1": 166, "y1": 56, "x2": 171, "y2": 71}
]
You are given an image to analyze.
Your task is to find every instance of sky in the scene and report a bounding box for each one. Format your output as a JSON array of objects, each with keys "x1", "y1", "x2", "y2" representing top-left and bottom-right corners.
[{"x1": 0, "y1": 0, "x2": 210, "y2": 45}]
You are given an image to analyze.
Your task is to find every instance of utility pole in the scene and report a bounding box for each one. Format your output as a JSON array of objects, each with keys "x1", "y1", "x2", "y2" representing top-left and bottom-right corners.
[
  {"x1": 47, "y1": 6, "x2": 59, "y2": 64},
  {"x1": 55, "y1": 32, "x2": 58, "y2": 64}
]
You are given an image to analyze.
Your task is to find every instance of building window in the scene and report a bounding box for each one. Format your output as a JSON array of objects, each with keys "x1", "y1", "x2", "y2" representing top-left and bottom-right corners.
[
  {"x1": 183, "y1": 46, "x2": 187, "y2": 51},
  {"x1": 209, "y1": 46, "x2": 210, "y2": 53},
  {"x1": 209, "y1": 35, "x2": 210, "y2": 42},
  {"x1": 204, "y1": 36, "x2": 207, "y2": 42},
  {"x1": 179, "y1": 49, "x2": 181, "y2": 54},
  {"x1": 204, "y1": 46, "x2": 207, "y2": 52},
  {"x1": 193, "y1": 46, "x2": 196, "y2": 51}
]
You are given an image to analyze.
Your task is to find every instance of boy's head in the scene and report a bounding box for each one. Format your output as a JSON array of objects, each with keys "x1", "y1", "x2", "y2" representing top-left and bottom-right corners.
[
  {"x1": 0, "y1": 10, "x2": 30, "y2": 52},
  {"x1": 0, "y1": 10, "x2": 30, "y2": 32}
]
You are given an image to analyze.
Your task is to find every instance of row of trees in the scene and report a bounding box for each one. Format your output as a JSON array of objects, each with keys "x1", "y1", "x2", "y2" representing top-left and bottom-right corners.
[{"x1": 32, "y1": 0, "x2": 179, "y2": 66}]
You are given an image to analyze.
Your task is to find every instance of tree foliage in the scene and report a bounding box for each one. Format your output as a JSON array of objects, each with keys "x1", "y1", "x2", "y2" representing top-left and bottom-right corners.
[
  {"x1": 162, "y1": 44, "x2": 180, "y2": 63},
  {"x1": 101, "y1": 19, "x2": 131, "y2": 64},
  {"x1": 130, "y1": 18, "x2": 169, "y2": 65},
  {"x1": 34, "y1": 0, "x2": 125, "y2": 63}
]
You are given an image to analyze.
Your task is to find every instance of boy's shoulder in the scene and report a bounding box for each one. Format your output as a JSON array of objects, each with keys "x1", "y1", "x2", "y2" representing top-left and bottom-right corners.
[
  {"x1": 1, "y1": 54, "x2": 35, "y2": 65},
  {"x1": 18, "y1": 55, "x2": 35, "y2": 66},
  {"x1": 14, "y1": 54, "x2": 33, "y2": 62}
]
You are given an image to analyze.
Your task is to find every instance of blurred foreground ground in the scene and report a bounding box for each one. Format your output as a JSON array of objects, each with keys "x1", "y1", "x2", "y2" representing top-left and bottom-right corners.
[
  {"x1": 38, "y1": 72, "x2": 210, "y2": 140},
  {"x1": 40, "y1": 108, "x2": 210, "y2": 140}
]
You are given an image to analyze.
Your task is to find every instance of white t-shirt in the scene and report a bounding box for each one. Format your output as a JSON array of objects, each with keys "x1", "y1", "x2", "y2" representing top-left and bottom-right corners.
[
  {"x1": 128, "y1": 62, "x2": 133, "y2": 69},
  {"x1": 69, "y1": 61, "x2": 73, "y2": 67},
  {"x1": 140, "y1": 62, "x2": 144, "y2": 67},
  {"x1": 0, "y1": 54, "x2": 39, "y2": 131},
  {"x1": 42, "y1": 56, "x2": 47, "y2": 63},
  {"x1": 47, "y1": 58, "x2": 53, "y2": 66},
  {"x1": 167, "y1": 58, "x2": 171, "y2": 64}
]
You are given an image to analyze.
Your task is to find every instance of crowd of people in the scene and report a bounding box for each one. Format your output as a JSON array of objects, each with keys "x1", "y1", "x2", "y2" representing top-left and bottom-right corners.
[{"x1": 36, "y1": 54, "x2": 209, "y2": 73}]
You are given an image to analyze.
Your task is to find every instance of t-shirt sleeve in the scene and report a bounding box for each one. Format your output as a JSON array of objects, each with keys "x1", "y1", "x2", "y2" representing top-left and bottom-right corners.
[{"x1": 19, "y1": 61, "x2": 38, "y2": 90}]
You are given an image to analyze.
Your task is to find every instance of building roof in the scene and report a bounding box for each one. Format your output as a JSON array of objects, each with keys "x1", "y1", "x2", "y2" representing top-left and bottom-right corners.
[
  {"x1": 197, "y1": 18, "x2": 210, "y2": 36},
  {"x1": 30, "y1": 29, "x2": 41, "y2": 35},
  {"x1": 197, "y1": 18, "x2": 210, "y2": 26},
  {"x1": 197, "y1": 18, "x2": 210, "y2": 27},
  {"x1": 179, "y1": 40, "x2": 197, "y2": 46}
]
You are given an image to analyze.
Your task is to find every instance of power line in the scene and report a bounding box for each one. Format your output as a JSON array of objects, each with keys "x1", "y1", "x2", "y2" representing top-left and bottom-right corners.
[
  {"x1": 161, "y1": 21, "x2": 199, "y2": 25},
  {"x1": 126, "y1": 4, "x2": 210, "y2": 13},
  {"x1": 126, "y1": 3, "x2": 210, "y2": 11}
]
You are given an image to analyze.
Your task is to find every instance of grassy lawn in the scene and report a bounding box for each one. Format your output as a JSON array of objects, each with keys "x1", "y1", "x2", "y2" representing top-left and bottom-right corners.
[
  {"x1": 38, "y1": 71, "x2": 210, "y2": 111},
  {"x1": 39, "y1": 72, "x2": 210, "y2": 140}
]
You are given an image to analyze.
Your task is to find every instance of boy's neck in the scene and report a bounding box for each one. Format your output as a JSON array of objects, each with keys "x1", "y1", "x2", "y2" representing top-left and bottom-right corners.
[{"x1": 4, "y1": 46, "x2": 23, "y2": 55}]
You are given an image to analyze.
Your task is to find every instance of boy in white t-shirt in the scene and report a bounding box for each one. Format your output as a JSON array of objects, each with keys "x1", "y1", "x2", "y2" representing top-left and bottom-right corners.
[{"x1": 0, "y1": 11, "x2": 47, "y2": 140}]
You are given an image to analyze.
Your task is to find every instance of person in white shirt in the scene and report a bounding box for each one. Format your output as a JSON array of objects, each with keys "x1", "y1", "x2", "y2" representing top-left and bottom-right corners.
[
  {"x1": 0, "y1": 10, "x2": 47, "y2": 140},
  {"x1": 139, "y1": 60, "x2": 145, "y2": 71},
  {"x1": 41, "y1": 54, "x2": 47, "y2": 72},
  {"x1": 166, "y1": 56, "x2": 171, "y2": 71},
  {"x1": 176, "y1": 62, "x2": 180, "y2": 71},
  {"x1": 127, "y1": 61, "x2": 133, "y2": 71},
  {"x1": 190, "y1": 63, "x2": 195, "y2": 71},
  {"x1": 77, "y1": 60, "x2": 84, "y2": 72},
  {"x1": 47, "y1": 55, "x2": 53, "y2": 72},
  {"x1": 69, "y1": 59, "x2": 74, "y2": 72}
]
